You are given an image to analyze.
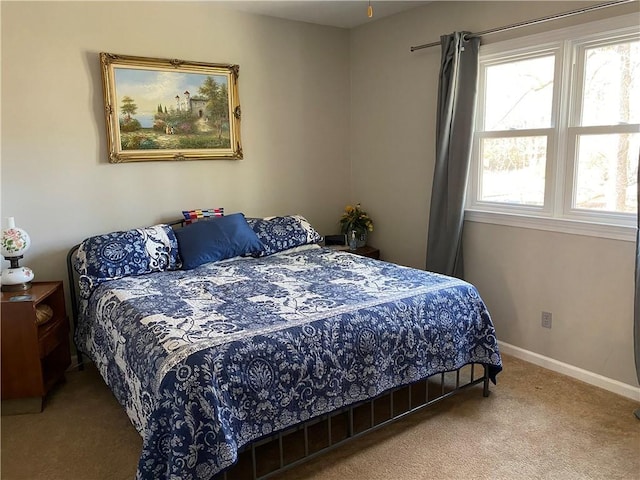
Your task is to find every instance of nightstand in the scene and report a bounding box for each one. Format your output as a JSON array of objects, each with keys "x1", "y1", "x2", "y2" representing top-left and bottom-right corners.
[
  {"x1": 348, "y1": 245, "x2": 380, "y2": 260},
  {"x1": 1, "y1": 281, "x2": 71, "y2": 413}
]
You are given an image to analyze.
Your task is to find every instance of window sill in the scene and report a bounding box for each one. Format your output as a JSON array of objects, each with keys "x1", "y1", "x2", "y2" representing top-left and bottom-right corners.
[{"x1": 464, "y1": 209, "x2": 636, "y2": 242}]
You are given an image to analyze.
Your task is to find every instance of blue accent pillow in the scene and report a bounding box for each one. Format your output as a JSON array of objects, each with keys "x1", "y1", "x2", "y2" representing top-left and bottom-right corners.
[
  {"x1": 246, "y1": 215, "x2": 322, "y2": 256},
  {"x1": 175, "y1": 213, "x2": 265, "y2": 269}
]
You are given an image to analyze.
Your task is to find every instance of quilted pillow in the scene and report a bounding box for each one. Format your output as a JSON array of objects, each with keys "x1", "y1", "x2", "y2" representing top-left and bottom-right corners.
[
  {"x1": 175, "y1": 213, "x2": 264, "y2": 270},
  {"x1": 74, "y1": 224, "x2": 180, "y2": 298},
  {"x1": 246, "y1": 215, "x2": 322, "y2": 256}
]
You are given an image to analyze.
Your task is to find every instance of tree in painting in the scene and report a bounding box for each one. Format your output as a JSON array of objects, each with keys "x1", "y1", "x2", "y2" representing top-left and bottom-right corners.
[
  {"x1": 119, "y1": 95, "x2": 141, "y2": 132},
  {"x1": 199, "y1": 76, "x2": 230, "y2": 140}
]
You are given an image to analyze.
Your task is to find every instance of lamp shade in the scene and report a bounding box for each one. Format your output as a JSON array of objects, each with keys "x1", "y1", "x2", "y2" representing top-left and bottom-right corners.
[
  {"x1": 1, "y1": 217, "x2": 34, "y2": 290},
  {"x1": 1, "y1": 217, "x2": 31, "y2": 258}
]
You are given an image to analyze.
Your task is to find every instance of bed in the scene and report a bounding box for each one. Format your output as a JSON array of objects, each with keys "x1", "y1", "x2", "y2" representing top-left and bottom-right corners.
[{"x1": 66, "y1": 213, "x2": 502, "y2": 480}]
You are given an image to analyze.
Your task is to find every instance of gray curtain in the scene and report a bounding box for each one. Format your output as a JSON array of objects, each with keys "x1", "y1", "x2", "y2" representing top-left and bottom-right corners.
[
  {"x1": 426, "y1": 32, "x2": 480, "y2": 278},
  {"x1": 635, "y1": 153, "x2": 640, "y2": 418}
]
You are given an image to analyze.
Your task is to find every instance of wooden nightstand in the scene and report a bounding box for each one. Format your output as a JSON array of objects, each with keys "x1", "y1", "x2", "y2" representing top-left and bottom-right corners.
[
  {"x1": 1, "y1": 281, "x2": 71, "y2": 413},
  {"x1": 349, "y1": 245, "x2": 380, "y2": 260}
]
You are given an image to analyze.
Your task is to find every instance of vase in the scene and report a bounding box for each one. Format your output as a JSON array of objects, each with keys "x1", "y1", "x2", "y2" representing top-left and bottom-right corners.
[{"x1": 355, "y1": 230, "x2": 367, "y2": 248}]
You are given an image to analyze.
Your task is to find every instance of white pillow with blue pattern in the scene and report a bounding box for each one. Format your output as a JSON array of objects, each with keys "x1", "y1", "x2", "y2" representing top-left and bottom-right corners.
[
  {"x1": 74, "y1": 224, "x2": 180, "y2": 300},
  {"x1": 246, "y1": 215, "x2": 322, "y2": 256}
]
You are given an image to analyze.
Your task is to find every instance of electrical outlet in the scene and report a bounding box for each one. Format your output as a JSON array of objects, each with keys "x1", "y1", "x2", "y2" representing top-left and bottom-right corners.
[{"x1": 541, "y1": 311, "x2": 552, "y2": 329}]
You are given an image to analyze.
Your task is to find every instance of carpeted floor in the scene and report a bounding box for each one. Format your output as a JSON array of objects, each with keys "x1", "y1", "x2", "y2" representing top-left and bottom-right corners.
[{"x1": 1, "y1": 354, "x2": 638, "y2": 480}]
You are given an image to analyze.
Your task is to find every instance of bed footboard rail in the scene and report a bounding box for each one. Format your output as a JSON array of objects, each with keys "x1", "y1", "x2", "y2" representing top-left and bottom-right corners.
[{"x1": 214, "y1": 363, "x2": 491, "y2": 480}]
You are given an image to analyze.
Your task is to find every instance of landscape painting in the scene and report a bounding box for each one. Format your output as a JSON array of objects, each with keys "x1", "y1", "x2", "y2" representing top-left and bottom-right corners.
[{"x1": 100, "y1": 53, "x2": 242, "y2": 162}]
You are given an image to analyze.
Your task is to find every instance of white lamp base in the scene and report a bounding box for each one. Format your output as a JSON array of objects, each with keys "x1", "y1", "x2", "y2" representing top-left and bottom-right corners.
[{"x1": 1, "y1": 266, "x2": 34, "y2": 292}]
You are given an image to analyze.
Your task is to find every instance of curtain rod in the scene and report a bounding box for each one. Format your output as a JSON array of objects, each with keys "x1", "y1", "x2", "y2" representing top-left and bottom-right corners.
[{"x1": 410, "y1": 0, "x2": 637, "y2": 52}]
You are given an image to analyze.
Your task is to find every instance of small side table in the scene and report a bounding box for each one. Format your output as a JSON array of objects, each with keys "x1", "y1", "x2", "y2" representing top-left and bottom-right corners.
[
  {"x1": 348, "y1": 245, "x2": 380, "y2": 260},
  {"x1": 1, "y1": 281, "x2": 71, "y2": 413}
]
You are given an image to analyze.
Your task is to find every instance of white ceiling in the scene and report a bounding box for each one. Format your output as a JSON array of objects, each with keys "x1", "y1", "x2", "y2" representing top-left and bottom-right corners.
[{"x1": 215, "y1": 1, "x2": 432, "y2": 29}]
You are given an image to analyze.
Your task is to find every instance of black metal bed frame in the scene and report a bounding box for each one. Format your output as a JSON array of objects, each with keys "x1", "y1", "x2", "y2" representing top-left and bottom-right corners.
[
  {"x1": 65, "y1": 221, "x2": 492, "y2": 480},
  {"x1": 216, "y1": 364, "x2": 489, "y2": 479}
]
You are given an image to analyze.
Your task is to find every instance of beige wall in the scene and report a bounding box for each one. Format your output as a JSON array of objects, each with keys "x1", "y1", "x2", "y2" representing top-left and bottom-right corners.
[
  {"x1": 350, "y1": 1, "x2": 639, "y2": 387},
  {"x1": 2, "y1": 1, "x2": 638, "y2": 389},
  {"x1": 1, "y1": 1, "x2": 351, "y2": 281}
]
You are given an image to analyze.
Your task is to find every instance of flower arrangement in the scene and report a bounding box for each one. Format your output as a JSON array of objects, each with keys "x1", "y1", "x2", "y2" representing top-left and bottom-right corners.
[{"x1": 339, "y1": 203, "x2": 374, "y2": 235}]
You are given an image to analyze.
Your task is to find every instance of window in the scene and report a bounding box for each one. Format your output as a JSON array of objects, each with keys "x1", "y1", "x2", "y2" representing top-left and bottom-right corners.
[{"x1": 467, "y1": 15, "x2": 639, "y2": 240}]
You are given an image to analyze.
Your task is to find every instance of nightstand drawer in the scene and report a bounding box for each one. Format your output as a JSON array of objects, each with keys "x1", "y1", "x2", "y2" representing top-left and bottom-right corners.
[{"x1": 38, "y1": 316, "x2": 69, "y2": 358}]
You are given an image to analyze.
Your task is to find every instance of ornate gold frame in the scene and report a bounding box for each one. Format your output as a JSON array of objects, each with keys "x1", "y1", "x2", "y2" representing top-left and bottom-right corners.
[{"x1": 100, "y1": 53, "x2": 242, "y2": 163}]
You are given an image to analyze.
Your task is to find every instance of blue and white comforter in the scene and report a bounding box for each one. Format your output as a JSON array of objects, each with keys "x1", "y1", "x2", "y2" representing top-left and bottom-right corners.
[{"x1": 76, "y1": 246, "x2": 502, "y2": 479}]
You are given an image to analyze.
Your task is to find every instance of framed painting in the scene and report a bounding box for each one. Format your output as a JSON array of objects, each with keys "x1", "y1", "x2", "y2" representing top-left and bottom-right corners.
[{"x1": 100, "y1": 53, "x2": 242, "y2": 163}]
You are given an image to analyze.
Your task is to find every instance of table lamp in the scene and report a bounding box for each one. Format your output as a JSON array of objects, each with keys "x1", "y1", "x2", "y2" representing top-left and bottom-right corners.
[{"x1": 1, "y1": 217, "x2": 34, "y2": 292}]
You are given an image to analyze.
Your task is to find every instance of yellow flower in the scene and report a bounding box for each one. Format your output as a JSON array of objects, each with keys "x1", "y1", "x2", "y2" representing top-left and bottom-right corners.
[{"x1": 339, "y1": 203, "x2": 374, "y2": 234}]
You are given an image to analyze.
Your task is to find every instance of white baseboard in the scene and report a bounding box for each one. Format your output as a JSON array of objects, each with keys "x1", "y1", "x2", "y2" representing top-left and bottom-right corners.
[{"x1": 498, "y1": 341, "x2": 640, "y2": 402}]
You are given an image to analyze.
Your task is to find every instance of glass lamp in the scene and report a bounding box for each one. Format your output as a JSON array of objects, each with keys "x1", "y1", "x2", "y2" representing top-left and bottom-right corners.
[{"x1": 1, "y1": 217, "x2": 34, "y2": 292}]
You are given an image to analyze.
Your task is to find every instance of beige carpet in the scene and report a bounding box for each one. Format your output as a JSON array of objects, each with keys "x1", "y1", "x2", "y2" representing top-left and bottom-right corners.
[{"x1": 1, "y1": 354, "x2": 638, "y2": 480}]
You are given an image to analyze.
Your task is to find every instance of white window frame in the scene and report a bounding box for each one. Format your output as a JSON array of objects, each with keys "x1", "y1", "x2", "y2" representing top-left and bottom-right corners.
[{"x1": 466, "y1": 14, "x2": 639, "y2": 242}]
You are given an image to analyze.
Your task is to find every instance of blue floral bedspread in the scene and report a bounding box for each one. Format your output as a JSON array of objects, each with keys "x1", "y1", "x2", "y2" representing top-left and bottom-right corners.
[{"x1": 75, "y1": 247, "x2": 502, "y2": 479}]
